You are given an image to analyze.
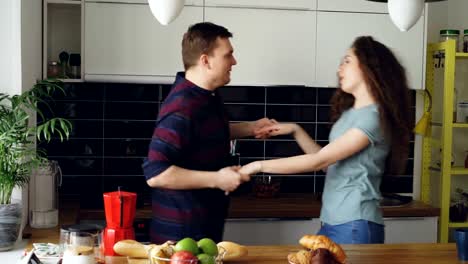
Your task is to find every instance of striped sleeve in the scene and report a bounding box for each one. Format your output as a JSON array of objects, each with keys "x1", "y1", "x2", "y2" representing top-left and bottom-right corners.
[{"x1": 143, "y1": 112, "x2": 191, "y2": 180}]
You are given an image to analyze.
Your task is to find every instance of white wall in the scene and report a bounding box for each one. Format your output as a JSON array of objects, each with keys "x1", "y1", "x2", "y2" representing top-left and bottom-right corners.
[
  {"x1": 0, "y1": 0, "x2": 42, "y2": 239},
  {"x1": 427, "y1": 1, "x2": 448, "y2": 43},
  {"x1": 21, "y1": 0, "x2": 42, "y2": 92},
  {"x1": 0, "y1": 0, "x2": 22, "y2": 96}
]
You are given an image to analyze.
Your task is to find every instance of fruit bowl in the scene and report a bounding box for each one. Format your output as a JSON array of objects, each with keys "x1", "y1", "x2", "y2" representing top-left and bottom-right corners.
[{"x1": 149, "y1": 246, "x2": 226, "y2": 264}]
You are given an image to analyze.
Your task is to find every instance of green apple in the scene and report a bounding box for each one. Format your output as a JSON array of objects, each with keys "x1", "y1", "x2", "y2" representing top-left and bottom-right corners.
[
  {"x1": 174, "y1": 237, "x2": 199, "y2": 255},
  {"x1": 197, "y1": 238, "x2": 218, "y2": 256},
  {"x1": 197, "y1": 253, "x2": 216, "y2": 264}
]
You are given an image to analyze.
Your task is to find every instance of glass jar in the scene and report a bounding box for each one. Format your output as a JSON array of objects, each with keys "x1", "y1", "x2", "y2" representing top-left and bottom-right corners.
[
  {"x1": 440, "y1": 29, "x2": 460, "y2": 51},
  {"x1": 463, "y1": 29, "x2": 468, "y2": 53},
  {"x1": 47, "y1": 61, "x2": 61, "y2": 78}
]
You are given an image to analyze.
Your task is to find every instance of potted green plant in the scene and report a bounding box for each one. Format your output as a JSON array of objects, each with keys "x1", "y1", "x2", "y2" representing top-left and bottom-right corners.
[{"x1": 0, "y1": 79, "x2": 72, "y2": 251}]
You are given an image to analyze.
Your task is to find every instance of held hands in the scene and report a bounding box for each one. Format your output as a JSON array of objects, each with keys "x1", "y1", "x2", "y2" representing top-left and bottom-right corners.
[
  {"x1": 216, "y1": 166, "x2": 250, "y2": 195},
  {"x1": 254, "y1": 122, "x2": 299, "y2": 139},
  {"x1": 250, "y1": 118, "x2": 277, "y2": 139}
]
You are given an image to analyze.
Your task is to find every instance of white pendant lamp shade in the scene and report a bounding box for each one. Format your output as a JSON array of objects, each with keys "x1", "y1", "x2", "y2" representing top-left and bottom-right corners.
[
  {"x1": 148, "y1": 0, "x2": 185, "y2": 26},
  {"x1": 387, "y1": 0, "x2": 424, "y2": 32}
]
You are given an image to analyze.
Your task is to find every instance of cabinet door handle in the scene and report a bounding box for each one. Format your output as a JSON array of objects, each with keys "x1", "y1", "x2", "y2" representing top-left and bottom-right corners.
[{"x1": 205, "y1": 4, "x2": 312, "y2": 11}]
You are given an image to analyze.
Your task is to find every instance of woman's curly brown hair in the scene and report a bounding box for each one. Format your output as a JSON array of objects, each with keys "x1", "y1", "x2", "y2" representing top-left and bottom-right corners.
[{"x1": 330, "y1": 36, "x2": 412, "y2": 175}]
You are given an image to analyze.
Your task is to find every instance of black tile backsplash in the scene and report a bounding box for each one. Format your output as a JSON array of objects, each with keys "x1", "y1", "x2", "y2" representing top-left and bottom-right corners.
[{"x1": 40, "y1": 83, "x2": 416, "y2": 209}]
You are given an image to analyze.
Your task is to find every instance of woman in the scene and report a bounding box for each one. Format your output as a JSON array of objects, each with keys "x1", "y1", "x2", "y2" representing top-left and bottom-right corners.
[{"x1": 240, "y1": 36, "x2": 412, "y2": 244}]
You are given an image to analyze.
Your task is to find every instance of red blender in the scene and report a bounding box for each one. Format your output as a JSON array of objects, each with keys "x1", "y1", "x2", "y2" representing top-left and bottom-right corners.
[{"x1": 102, "y1": 188, "x2": 137, "y2": 256}]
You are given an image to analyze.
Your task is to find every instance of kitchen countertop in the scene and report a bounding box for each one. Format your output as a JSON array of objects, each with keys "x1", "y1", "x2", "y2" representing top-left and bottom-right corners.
[{"x1": 78, "y1": 193, "x2": 440, "y2": 220}]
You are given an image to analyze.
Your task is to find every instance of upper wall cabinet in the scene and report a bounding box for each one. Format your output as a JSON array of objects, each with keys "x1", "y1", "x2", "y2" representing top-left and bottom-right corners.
[
  {"x1": 43, "y1": 0, "x2": 83, "y2": 81},
  {"x1": 204, "y1": 7, "x2": 316, "y2": 86},
  {"x1": 84, "y1": 3, "x2": 202, "y2": 83},
  {"x1": 315, "y1": 12, "x2": 424, "y2": 89},
  {"x1": 204, "y1": 0, "x2": 316, "y2": 10},
  {"x1": 317, "y1": 0, "x2": 387, "y2": 13}
]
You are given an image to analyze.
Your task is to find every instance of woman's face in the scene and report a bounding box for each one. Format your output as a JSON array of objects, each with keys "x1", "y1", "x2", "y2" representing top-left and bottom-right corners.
[{"x1": 337, "y1": 49, "x2": 365, "y2": 94}]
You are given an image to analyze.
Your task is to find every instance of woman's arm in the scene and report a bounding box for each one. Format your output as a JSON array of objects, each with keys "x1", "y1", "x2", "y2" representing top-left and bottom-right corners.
[
  {"x1": 240, "y1": 128, "x2": 370, "y2": 175},
  {"x1": 255, "y1": 123, "x2": 321, "y2": 154}
]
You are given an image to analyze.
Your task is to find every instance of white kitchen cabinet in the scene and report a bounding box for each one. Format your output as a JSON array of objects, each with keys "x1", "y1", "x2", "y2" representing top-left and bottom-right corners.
[
  {"x1": 84, "y1": 2, "x2": 202, "y2": 83},
  {"x1": 43, "y1": 0, "x2": 83, "y2": 81},
  {"x1": 317, "y1": 0, "x2": 387, "y2": 13},
  {"x1": 384, "y1": 217, "x2": 438, "y2": 243},
  {"x1": 316, "y1": 12, "x2": 425, "y2": 89},
  {"x1": 205, "y1": 7, "x2": 316, "y2": 86},
  {"x1": 204, "y1": 0, "x2": 316, "y2": 10},
  {"x1": 223, "y1": 218, "x2": 321, "y2": 245}
]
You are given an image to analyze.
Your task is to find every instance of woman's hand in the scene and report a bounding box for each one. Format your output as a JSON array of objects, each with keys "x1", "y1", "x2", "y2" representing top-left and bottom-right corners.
[
  {"x1": 254, "y1": 122, "x2": 298, "y2": 139},
  {"x1": 239, "y1": 161, "x2": 263, "y2": 176}
]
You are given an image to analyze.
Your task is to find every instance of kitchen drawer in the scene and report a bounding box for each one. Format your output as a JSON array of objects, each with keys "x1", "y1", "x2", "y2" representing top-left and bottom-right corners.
[
  {"x1": 384, "y1": 217, "x2": 438, "y2": 243},
  {"x1": 223, "y1": 218, "x2": 321, "y2": 245}
]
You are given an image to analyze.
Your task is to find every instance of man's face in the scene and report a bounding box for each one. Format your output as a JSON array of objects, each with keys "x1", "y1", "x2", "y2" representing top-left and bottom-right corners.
[{"x1": 207, "y1": 37, "x2": 237, "y2": 87}]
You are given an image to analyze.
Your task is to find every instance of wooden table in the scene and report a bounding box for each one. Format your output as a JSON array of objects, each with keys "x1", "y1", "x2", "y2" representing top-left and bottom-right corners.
[
  {"x1": 26, "y1": 228, "x2": 461, "y2": 264},
  {"x1": 227, "y1": 243, "x2": 460, "y2": 264}
]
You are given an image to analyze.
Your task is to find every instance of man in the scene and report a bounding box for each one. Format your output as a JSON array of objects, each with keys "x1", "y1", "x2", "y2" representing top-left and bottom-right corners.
[{"x1": 143, "y1": 22, "x2": 273, "y2": 243}]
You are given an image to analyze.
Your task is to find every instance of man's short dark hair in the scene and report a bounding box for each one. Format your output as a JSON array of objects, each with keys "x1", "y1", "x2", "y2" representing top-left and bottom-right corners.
[{"x1": 182, "y1": 22, "x2": 233, "y2": 70}]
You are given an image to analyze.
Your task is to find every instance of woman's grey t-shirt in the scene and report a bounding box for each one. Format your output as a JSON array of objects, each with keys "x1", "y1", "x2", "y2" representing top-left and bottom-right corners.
[{"x1": 320, "y1": 104, "x2": 389, "y2": 225}]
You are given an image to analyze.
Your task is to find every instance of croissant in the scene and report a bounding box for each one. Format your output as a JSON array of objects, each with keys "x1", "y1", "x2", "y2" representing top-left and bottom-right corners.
[
  {"x1": 298, "y1": 235, "x2": 346, "y2": 264},
  {"x1": 287, "y1": 250, "x2": 312, "y2": 264}
]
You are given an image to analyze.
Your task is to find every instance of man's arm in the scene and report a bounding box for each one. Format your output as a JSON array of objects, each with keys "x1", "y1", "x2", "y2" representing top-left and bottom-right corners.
[
  {"x1": 146, "y1": 165, "x2": 249, "y2": 193},
  {"x1": 229, "y1": 118, "x2": 274, "y2": 139}
]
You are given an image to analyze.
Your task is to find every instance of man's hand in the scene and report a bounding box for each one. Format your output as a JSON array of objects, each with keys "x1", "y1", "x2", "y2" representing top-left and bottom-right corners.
[
  {"x1": 251, "y1": 118, "x2": 277, "y2": 139},
  {"x1": 254, "y1": 122, "x2": 298, "y2": 139},
  {"x1": 215, "y1": 166, "x2": 249, "y2": 195}
]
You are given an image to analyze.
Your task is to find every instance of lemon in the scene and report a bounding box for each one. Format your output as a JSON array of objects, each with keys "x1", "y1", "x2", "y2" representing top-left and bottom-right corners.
[{"x1": 174, "y1": 237, "x2": 199, "y2": 255}]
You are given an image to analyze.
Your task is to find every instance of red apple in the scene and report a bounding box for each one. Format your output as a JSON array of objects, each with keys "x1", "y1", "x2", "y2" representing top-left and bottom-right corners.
[{"x1": 170, "y1": 250, "x2": 198, "y2": 264}]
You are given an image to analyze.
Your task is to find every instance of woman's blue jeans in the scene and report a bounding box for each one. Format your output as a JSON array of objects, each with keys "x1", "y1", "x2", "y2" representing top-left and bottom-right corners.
[{"x1": 317, "y1": 219, "x2": 385, "y2": 244}]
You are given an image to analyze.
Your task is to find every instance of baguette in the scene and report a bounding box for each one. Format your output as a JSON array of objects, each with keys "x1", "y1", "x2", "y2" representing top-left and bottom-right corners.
[
  {"x1": 217, "y1": 241, "x2": 248, "y2": 261},
  {"x1": 113, "y1": 240, "x2": 154, "y2": 258}
]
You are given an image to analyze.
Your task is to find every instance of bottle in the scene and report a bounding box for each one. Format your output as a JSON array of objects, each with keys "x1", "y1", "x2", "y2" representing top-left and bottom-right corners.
[
  {"x1": 463, "y1": 29, "x2": 468, "y2": 53},
  {"x1": 69, "y1": 53, "x2": 81, "y2": 79}
]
